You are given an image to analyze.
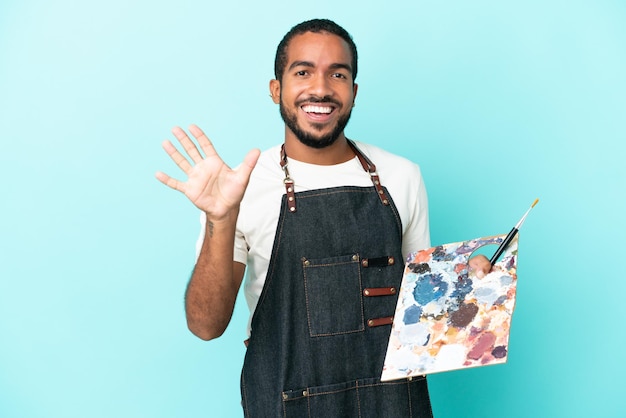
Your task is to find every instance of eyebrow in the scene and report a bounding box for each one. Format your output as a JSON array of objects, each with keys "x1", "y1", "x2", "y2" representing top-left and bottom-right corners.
[{"x1": 288, "y1": 60, "x2": 353, "y2": 74}]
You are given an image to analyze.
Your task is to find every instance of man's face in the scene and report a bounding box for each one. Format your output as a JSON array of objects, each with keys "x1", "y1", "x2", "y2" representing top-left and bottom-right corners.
[{"x1": 272, "y1": 31, "x2": 358, "y2": 149}]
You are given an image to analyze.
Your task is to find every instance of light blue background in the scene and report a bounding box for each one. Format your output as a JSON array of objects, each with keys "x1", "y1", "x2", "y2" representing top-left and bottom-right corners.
[{"x1": 1, "y1": 1, "x2": 624, "y2": 417}]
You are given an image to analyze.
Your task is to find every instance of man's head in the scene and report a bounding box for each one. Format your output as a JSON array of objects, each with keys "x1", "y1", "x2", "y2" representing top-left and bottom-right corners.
[
  {"x1": 274, "y1": 19, "x2": 358, "y2": 84},
  {"x1": 270, "y1": 19, "x2": 359, "y2": 150}
]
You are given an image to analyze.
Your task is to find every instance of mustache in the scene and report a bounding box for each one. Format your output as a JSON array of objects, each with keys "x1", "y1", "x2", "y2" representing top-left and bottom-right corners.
[{"x1": 296, "y1": 96, "x2": 341, "y2": 106}]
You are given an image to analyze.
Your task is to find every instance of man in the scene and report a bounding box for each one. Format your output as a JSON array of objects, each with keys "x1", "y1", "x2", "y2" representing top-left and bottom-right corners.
[{"x1": 157, "y1": 18, "x2": 490, "y2": 417}]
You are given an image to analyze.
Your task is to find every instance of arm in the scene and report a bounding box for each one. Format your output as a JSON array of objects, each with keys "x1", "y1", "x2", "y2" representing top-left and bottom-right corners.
[
  {"x1": 156, "y1": 124, "x2": 260, "y2": 340},
  {"x1": 185, "y1": 213, "x2": 245, "y2": 340}
]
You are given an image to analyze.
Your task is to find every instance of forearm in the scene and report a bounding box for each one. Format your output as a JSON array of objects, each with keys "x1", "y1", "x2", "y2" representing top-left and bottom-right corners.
[
  {"x1": 155, "y1": 125, "x2": 260, "y2": 339},
  {"x1": 185, "y1": 211, "x2": 244, "y2": 340}
]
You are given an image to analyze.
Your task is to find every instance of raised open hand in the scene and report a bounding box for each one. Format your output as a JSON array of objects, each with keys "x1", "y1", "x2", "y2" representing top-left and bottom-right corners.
[{"x1": 155, "y1": 125, "x2": 260, "y2": 220}]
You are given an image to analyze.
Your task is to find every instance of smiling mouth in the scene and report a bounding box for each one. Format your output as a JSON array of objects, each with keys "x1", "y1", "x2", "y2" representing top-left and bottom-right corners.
[{"x1": 301, "y1": 104, "x2": 334, "y2": 115}]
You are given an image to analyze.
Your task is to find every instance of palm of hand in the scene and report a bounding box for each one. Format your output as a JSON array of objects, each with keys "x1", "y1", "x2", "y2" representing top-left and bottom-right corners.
[
  {"x1": 156, "y1": 125, "x2": 260, "y2": 219},
  {"x1": 183, "y1": 155, "x2": 247, "y2": 216}
]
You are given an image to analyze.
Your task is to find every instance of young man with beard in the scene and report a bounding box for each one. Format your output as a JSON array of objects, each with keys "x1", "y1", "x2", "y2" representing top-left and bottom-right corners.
[{"x1": 157, "y1": 18, "x2": 488, "y2": 417}]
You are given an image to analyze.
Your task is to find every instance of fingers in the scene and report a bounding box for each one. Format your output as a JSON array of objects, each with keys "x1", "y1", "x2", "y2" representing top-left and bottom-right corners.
[
  {"x1": 155, "y1": 170, "x2": 184, "y2": 192},
  {"x1": 188, "y1": 124, "x2": 219, "y2": 159},
  {"x1": 157, "y1": 125, "x2": 253, "y2": 199},
  {"x1": 162, "y1": 139, "x2": 193, "y2": 174},
  {"x1": 172, "y1": 126, "x2": 205, "y2": 164},
  {"x1": 162, "y1": 124, "x2": 220, "y2": 175},
  {"x1": 469, "y1": 255, "x2": 492, "y2": 279}
]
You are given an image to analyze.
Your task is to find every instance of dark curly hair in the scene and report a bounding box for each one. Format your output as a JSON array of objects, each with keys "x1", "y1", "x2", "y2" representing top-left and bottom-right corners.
[{"x1": 274, "y1": 19, "x2": 358, "y2": 83}]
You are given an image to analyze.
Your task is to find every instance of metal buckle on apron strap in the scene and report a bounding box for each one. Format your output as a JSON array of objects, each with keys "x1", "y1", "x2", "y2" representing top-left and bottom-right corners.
[
  {"x1": 283, "y1": 176, "x2": 296, "y2": 213},
  {"x1": 279, "y1": 145, "x2": 297, "y2": 213},
  {"x1": 279, "y1": 141, "x2": 390, "y2": 213}
]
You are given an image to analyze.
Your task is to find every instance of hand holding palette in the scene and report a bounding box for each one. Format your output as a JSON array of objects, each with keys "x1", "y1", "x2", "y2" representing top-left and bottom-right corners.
[
  {"x1": 381, "y1": 199, "x2": 538, "y2": 381},
  {"x1": 381, "y1": 234, "x2": 519, "y2": 381}
]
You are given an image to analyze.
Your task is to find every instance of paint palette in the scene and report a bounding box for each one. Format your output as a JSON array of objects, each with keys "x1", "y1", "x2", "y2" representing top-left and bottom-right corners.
[{"x1": 381, "y1": 234, "x2": 518, "y2": 381}]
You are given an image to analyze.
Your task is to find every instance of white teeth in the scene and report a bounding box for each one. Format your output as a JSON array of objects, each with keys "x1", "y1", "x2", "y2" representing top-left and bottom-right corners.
[{"x1": 302, "y1": 105, "x2": 332, "y2": 114}]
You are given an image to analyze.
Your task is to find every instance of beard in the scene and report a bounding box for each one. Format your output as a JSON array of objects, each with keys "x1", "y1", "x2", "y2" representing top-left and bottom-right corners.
[{"x1": 279, "y1": 96, "x2": 352, "y2": 149}]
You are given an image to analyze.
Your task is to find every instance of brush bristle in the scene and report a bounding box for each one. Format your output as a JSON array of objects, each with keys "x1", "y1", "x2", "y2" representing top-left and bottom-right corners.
[{"x1": 531, "y1": 198, "x2": 539, "y2": 208}]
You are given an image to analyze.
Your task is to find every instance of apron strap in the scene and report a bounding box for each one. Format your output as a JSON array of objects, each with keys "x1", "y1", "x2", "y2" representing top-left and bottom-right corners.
[
  {"x1": 279, "y1": 144, "x2": 297, "y2": 213},
  {"x1": 347, "y1": 140, "x2": 390, "y2": 206},
  {"x1": 279, "y1": 141, "x2": 390, "y2": 213}
]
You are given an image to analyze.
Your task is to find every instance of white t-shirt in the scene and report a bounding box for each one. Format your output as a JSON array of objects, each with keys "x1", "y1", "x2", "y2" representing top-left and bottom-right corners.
[{"x1": 197, "y1": 141, "x2": 430, "y2": 335}]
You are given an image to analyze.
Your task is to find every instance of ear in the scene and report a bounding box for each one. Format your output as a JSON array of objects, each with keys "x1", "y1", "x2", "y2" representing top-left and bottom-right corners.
[
  {"x1": 352, "y1": 83, "x2": 358, "y2": 106},
  {"x1": 269, "y1": 79, "x2": 281, "y2": 104}
]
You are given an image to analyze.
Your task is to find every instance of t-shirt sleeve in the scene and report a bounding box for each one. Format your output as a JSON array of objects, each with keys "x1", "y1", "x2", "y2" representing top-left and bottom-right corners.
[
  {"x1": 194, "y1": 211, "x2": 249, "y2": 265},
  {"x1": 194, "y1": 212, "x2": 205, "y2": 263},
  {"x1": 233, "y1": 226, "x2": 248, "y2": 265},
  {"x1": 401, "y1": 164, "x2": 431, "y2": 260}
]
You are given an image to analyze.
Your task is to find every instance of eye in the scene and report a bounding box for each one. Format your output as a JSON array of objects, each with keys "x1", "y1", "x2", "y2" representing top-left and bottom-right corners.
[
  {"x1": 295, "y1": 70, "x2": 308, "y2": 76},
  {"x1": 331, "y1": 72, "x2": 348, "y2": 80}
]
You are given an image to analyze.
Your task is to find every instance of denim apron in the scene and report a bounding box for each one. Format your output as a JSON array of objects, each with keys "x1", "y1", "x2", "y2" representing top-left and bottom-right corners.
[{"x1": 241, "y1": 142, "x2": 433, "y2": 418}]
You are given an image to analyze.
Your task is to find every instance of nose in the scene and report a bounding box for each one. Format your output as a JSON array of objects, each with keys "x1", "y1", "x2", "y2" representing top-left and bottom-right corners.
[{"x1": 307, "y1": 74, "x2": 333, "y2": 98}]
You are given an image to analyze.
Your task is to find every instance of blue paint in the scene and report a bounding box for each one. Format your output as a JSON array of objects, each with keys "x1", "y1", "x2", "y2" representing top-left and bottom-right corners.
[
  {"x1": 413, "y1": 273, "x2": 448, "y2": 305},
  {"x1": 403, "y1": 304, "x2": 423, "y2": 324},
  {"x1": 500, "y1": 275, "x2": 513, "y2": 286},
  {"x1": 494, "y1": 295, "x2": 508, "y2": 306},
  {"x1": 451, "y1": 277, "x2": 473, "y2": 302},
  {"x1": 454, "y1": 243, "x2": 477, "y2": 255}
]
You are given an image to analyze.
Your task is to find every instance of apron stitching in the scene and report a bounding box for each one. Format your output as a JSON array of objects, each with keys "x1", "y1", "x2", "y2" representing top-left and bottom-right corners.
[
  {"x1": 407, "y1": 379, "x2": 413, "y2": 418},
  {"x1": 298, "y1": 188, "x2": 377, "y2": 199},
  {"x1": 356, "y1": 380, "x2": 362, "y2": 418},
  {"x1": 303, "y1": 265, "x2": 313, "y2": 337},
  {"x1": 307, "y1": 391, "x2": 311, "y2": 418}
]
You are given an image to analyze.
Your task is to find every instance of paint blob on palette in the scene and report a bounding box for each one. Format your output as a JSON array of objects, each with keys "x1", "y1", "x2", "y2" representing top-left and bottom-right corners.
[{"x1": 381, "y1": 234, "x2": 519, "y2": 381}]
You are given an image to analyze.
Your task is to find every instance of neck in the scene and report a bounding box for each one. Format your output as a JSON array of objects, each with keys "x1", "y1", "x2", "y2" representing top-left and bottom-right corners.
[{"x1": 283, "y1": 130, "x2": 355, "y2": 165}]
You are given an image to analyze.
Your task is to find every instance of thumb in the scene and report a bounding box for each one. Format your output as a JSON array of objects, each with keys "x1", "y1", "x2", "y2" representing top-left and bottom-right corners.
[{"x1": 236, "y1": 148, "x2": 261, "y2": 183}]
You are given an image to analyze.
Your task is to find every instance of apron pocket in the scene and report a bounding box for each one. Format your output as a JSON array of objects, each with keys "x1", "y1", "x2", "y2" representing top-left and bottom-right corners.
[
  {"x1": 282, "y1": 376, "x2": 432, "y2": 418},
  {"x1": 303, "y1": 254, "x2": 364, "y2": 336}
]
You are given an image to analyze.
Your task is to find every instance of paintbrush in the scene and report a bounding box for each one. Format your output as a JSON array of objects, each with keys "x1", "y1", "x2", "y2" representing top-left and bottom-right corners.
[{"x1": 490, "y1": 198, "x2": 539, "y2": 266}]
